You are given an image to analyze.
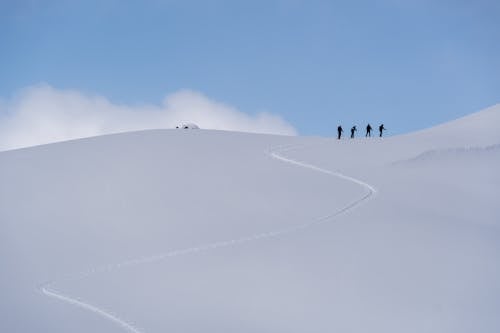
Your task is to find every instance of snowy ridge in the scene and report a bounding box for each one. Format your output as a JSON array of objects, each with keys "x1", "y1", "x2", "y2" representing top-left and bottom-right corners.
[
  {"x1": 1, "y1": 106, "x2": 498, "y2": 332},
  {"x1": 38, "y1": 142, "x2": 377, "y2": 333},
  {"x1": 392, "y1": 143, "x2": 500, "y2": 166}
]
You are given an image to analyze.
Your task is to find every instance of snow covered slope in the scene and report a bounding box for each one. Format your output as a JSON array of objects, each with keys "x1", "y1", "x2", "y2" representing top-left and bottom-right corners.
[{"x1": 1, "y1": 105, "x2": 499, "y2": 332}]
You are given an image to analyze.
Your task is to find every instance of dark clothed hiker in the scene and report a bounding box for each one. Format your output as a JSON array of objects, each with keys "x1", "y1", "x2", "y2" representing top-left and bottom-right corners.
[
  {"x1": 337, "y1": 126, "x2": 343, "y2": 140},
  {"x1": 379, "y1": 124, "x2": 386, "y2": 137},
  {"x1": 350, "y1": 126, "x2": 357, "y2": 139},
  {"x1": 366, "y1": 124, "x2": 372, "y2": 137}
]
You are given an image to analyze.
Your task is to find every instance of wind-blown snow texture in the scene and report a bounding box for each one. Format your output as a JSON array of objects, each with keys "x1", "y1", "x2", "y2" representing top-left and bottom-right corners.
[{"x1": 1, "y1": 105, "x2": 499, "y2": 332}]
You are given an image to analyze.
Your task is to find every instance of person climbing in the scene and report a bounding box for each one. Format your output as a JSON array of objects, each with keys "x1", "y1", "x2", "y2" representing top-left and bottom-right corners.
[
  {"x1": 379, "y1": 124, "x2": 386, "y2": 137},
  {"x1": 366, "y1": 124, "x2": 372, "y2": 137},
  {"x1": 337, "y1": 125, "x2": 343, "y2": 140},
  {"x1": 350, "y1": 126, "x2": 357, "y2": 139}
]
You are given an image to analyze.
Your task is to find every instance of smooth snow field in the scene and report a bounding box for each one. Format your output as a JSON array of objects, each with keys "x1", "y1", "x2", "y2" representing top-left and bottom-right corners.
[{"x1": 1, "y1": 105, "x2": 499, "y2": 332}]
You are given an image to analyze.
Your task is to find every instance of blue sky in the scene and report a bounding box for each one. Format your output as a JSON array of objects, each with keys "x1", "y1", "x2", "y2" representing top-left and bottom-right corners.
[{"x1": 1, "y1": 0, "x2": 499, "y2": 137}]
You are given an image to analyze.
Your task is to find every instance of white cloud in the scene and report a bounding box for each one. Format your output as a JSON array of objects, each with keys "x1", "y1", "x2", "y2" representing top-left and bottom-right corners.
[{"x1": 0, "y1": 84, "x2": 297, "y2": 151}]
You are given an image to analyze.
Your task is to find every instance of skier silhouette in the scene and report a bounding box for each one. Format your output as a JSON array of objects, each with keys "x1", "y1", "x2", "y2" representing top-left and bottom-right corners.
[
  {"x1": 350, "y1": 126, "x2": 357, "y2": 139},
  {"x1": 379, "y1": 124, "x2": 386, "y2": 137},
  {"x1": 366, "y1": 124, "x2": 372, "y2": 137},
  {"x1": 337, "y1": 126, "x2": 343, "y2": 140}
]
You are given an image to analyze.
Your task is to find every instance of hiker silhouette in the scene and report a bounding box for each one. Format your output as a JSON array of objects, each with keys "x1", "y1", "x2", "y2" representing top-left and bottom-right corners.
[
  {"x1": 379, "y1": 124, "x2": 386, "y2": 137},
  {"x1": 337, "y1": 126, "x2": 343, "y2": 140},
  {"x1": 350, "y1": 126, "x2": 357, "y2": 139},
  {"x1": 366, "y1": 124, "x2": 372, "y2": 137}
]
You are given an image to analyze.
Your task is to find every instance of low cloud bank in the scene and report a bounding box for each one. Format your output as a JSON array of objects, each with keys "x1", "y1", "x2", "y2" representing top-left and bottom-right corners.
[{"x1": 0, "y1": 84, "x2": 297, "y2": 150}]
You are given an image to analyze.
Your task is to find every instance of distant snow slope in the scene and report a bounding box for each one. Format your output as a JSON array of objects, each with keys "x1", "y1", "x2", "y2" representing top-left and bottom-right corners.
[{"x1": 1, "y1": 105, "x2": 499, "y2": 332}]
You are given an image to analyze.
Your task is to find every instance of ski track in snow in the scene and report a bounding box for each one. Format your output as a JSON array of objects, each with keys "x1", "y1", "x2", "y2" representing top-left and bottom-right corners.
[{"x1": 38, "y1": 143, "x2": 377, "y2": 333}]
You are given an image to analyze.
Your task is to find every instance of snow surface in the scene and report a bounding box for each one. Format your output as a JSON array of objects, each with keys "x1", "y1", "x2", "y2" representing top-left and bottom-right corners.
[{"x1": 1, "y1": 105, "x2": 499, "y2": 332}]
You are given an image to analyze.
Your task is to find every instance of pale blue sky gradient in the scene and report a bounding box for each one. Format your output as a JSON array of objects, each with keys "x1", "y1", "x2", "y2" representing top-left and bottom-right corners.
[{"x1": 1, "y1": 0, "x2": 499, "y2": 136}]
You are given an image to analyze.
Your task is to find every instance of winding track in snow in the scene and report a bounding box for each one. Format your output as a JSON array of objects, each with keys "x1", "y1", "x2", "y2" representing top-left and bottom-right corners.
[{"x1": 39, "y1": 143, "x2": 377, "y2": 333}]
